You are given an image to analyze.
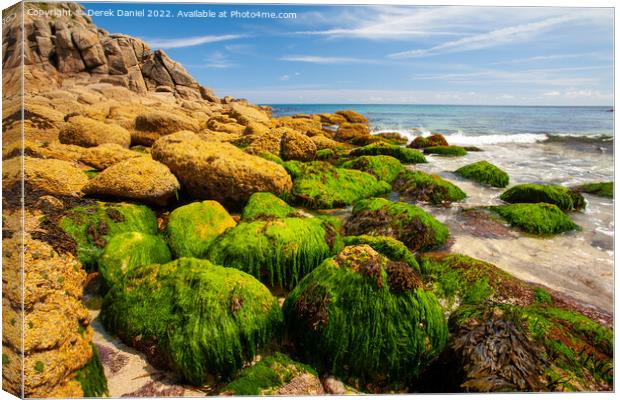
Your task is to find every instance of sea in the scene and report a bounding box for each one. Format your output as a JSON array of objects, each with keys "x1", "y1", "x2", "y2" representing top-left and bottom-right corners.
[{"x1": 270, "y1": 104, "x2": 615, "y2": 313}]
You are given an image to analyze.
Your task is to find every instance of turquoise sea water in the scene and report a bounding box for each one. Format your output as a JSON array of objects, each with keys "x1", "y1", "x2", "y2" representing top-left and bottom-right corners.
[{"x1": 269, "y1": 104, "x2": 614, "y2": 144}]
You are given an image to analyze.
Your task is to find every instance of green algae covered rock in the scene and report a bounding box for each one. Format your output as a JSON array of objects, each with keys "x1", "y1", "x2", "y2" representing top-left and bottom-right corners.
[
  {"x1": 259, "y1": 152, "x2": 285, "y2": 166},
  {"x1": 221, "y1": 353, "x2": 322, "y2": 395},
  {"x1": 208, "y1": 216, "x2": 343, "y2": 288},
  {"x1": 283, "y1": 245, "x2": 448, "y2": 383},
  {"x1": 345, "y1": 198, "x2": 449, "y2": 252},
  {"x1": 373, "y1": 132, "x2": 408, "y2": 145},
  {"x1": 166, "y1": 201, "x2": 236, "y2": 258},
  {"x1": 419, "y1": 253, "x2": 534, "y2": 308},
  {"x1": 283, "y1": 161, "x2": 391, "y2": 209},
  {"x1": 455, "y1": 160, "x2": 509, "y2": 188},
  {"x1": 349, "y1": 142, "x2": 427, "y2": 164},
  {"x1": 98, "y1": 232, "x2": 172, "y2": 288},
  {"x1": 59, "y1": 202, "x2": 158, "y2": 270},
  {"x1": 343, "y1": 235, "x2": 419, "y2": 272},
  {"x1": 574, "y1": 181, "x2": 613, "y2": 198},
  {"x1": 341, "y1": 155, "x2": 404, "y2": 183},
  {"x1": 315, "y1": 148, "x2": 335, "y2": 160},
  {"x1": 491, "y1": 203, "x2": 579, "y2": 235},
  {"x1": 241, "y1": 192, "x2": 300, "y2": 221},
  {"x1": 74, "y1": 344, "x2": 109, "y2": 397},
  {"x1": 500, "y1": 183, "x2": 585, "y2": 211},
  {"x1": 394, "y1": 170, "x2": 466, "y2": 205},
  {"x1": 100, "y1": 258, "x2": 282, "y2": 385},
  {"x1": 423, "y1": 146, "x2": 467, "y2": 157}
]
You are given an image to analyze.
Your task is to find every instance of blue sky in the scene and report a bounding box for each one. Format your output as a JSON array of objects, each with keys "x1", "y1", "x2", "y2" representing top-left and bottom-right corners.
[{"x1": 83, "y1": 3, "x2": 613, "y2": 105}]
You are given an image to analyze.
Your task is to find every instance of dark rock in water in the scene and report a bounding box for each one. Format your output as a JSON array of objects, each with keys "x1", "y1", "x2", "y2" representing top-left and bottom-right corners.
[
  {"x1": 455, "y1": 208, "x2": 516, "y2": 239},
  {"x1": 409, "y1": 134, "x2": 449, "y2": 149},
  {"x1": 283, "y1": 245, "x2": 448, "y2": 385}
]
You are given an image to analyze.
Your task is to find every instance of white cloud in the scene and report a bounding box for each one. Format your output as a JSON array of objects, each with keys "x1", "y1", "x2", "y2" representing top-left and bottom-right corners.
[
  {"x1": 490, "y1": 53, "x2": 597, "y2": 65},
  {"x1": 544, "y1": 91, "x2": 561, "y2": 96},
  {"x1": 389, "y1": 14, "x2": 579, "y2": 58},
  {"x1": 280, "y1": 75, "x2": 290, "y2": 81},
  {"x1": 204, "y1": 51, "x2": 236, "y2": 69},
  {"x1": 146, "y1": 34, "x2": 244, "y2": 49},
  {"x1": 280, "y1": 55, "x2": 381, "y2": 65}
]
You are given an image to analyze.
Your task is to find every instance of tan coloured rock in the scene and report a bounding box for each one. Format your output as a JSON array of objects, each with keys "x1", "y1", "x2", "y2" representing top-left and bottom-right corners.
[
  {"x1": 133, "y1": 111, "x2": 200, "y2": 145},
  {"x1": 336, "y1": 110, "x2": 369, "y2": 124},
  {"x1": 319, "y1": 113, "x2": 347, "y2": 126},
  {"x1": 84, "y1": 157, "x2": 180, "y2": 206},
  {"x1": 243, "y1": 123, "x2": 283, "y2": 156},
  {"x1": 229, "y1": 102, "x2": 271, "y2": 125},
  {"x1": 273, "y1": 116, "x2": 323, "y2": 136},
  {"x1": 310, "y1": 135, "x2": 346, "y2": 150},
  {"x1": 280, "y1": 128, "x2": 317, "y2": 161},
  {"x1": 59, "y1": 116, "x2": 131, "y2": 148},
  {"x1": 2, "y1": 157, "x2": 88, "y2": 198},
  {"x1": 335, "y1": 122, "x2": 373, "y2": 145},
  {"x1": 152, "y1": 131, "x2": 292, "y2": 206},
  {"x1": 80, "y1": 143, "x2": 143, "y2": 170}
]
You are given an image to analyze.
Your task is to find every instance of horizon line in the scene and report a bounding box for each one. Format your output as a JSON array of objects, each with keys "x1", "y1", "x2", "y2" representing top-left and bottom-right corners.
[{"x1": 259, "y1": 102, "x2": 614, "y2": 108}]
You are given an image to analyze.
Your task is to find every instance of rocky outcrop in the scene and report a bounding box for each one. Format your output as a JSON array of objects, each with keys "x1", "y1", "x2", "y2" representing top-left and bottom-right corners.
[
  {"x1": 151, "y1": 131, "x2": 293, "y2": 207},
  {"x1": 5, "y1": 2, "x2": 218, "y2": 101}
]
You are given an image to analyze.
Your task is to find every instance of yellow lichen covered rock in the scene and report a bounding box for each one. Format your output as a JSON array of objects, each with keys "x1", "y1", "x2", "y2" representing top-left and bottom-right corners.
[
  {"x1": 229, "y1": 102, "x2": 271, "y2": 125},
  {"x1": 273, "y1": 116, "x2": 323, "y2": 136},
  {"x1": 80, "y1": 143, "x2": 143, "y2": 170},
  {"x1": 84, "y1": 157, "x2": 180, "y2": 206},
  {"x1": 59, "y1": 116, "x2": 131, "y2": 148},
  {"x1": 335, "y1": 122, "x2": 373, "y2": 145},
  {"x1": 280, "y1": 128, "x2": 317, "y2": 161},
  {"x1": 2, "y1": 157, "x2": 88, "y2": 198},
  {"x1": 335, "y1": 110, "x2": 369, "y2": 124},
  {"x1": 133, "y1": 110, "x2": 200, "y2": 145},
  {"x1": 152, "y1": 131, "x2": 292, "y2": 207},
  {"x1": 310, "y1": 135, "x2": 345, "y2": 150}
]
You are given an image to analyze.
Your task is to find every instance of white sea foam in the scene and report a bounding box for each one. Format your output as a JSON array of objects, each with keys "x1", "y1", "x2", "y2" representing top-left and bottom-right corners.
[{"x1": 370, "y1": 128, "x2": 549, "y2": 145}]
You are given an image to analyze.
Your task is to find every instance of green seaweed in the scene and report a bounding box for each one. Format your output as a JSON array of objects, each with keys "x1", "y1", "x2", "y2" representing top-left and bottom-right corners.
[
  {"x1": 166, "y1": 201, "x2": 236, "y2": 258},
  {"x1": 101, "y1": 258, "x2": 282, "y2": 385},
  {"x1": 283, "y1": 161, "x2": 391, "y2": 209},
  {"x1": 491, "y1": 203, "x2": 579, "y2": 235},
  {"x1": 74, "y1": 344, "x2": 109, "y2": 397},
  {"x1": 500, "y1": 184, "x2": 586, "y2": 211},
  {"x1": 534, "y1": 287, "x2": 553, "y2": 305},
  {"x1": 208, "y1": 217, "x2": 343, "y2": 288},
  {"x1": 283, "y1": 245, "x2": 448, "y2": 383},
  {"x1": 343, "y1": 235, "x2": 420, "y2": 272},
  {"x1": 341, "y1": 155, "x2": 405, "y2": 183},
  {"x1": 345, "y1": 197, "x2": 449, "y2": 252},
  {"x1": 241, "y1": 192, "x2": 299, "y2": 221},
  {"x1": 575, "y1": 182, "x2": 613, "y2": 198},
  {"x1": 394, "y1": 170, "x2": 466, "y2": 204},
  {"x1": 259, "y1": 152, "x2": 285, "y2": 165},
  {"x1": 423, "y1": 146, "x2": 467, "y2": 157},
  {"x1": 98, "y1": 231, "x2": 172, "y2": 289},
  {"x1": 455, "y1": 160, "x2": 509, "y2": 188},
  {"x1": 349, "y1": 142, "x2": 427, "y2": 164},
  {"x1": 221, "y1": 352, "x2": 318, "y2": 395},
  {"x1": 59, "y1": 202, "x2": 158, "y2": 270},
  {"x1": 315, "y1": 148, "x2": 335, "y2": 160}
]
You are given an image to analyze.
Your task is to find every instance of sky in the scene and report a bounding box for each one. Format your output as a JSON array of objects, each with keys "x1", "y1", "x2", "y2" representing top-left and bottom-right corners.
[{"x1": 83, "y1": 2, "x2": 614, "y2": 105}]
